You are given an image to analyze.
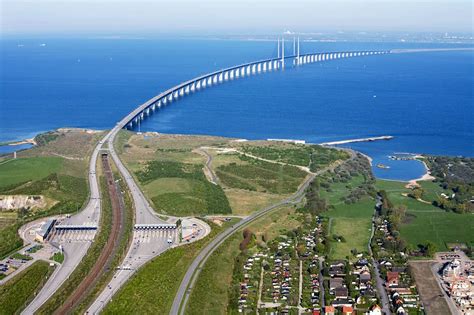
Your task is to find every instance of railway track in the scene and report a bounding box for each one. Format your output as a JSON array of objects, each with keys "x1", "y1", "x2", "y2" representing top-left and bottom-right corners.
[{"x1": 54, "y1": 153, "x2": 125, "y2": 315}]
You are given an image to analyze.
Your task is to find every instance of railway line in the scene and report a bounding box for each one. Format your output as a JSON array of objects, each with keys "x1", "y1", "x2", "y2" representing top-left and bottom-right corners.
[{"x1": 54, "y1": 153, "x2": 125, "y2": 315}]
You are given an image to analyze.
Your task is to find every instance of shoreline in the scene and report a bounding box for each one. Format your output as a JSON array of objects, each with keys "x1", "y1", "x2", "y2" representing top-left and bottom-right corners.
[
  {"x1": 0, "y1": 129, "x2": 442, "y2": 185},
  {"x1": 1, "y1": 128, "x2": 104, "y2": 148},
  {"x1": 407, "y1": 156, "x2": 436, "y2": 186}
]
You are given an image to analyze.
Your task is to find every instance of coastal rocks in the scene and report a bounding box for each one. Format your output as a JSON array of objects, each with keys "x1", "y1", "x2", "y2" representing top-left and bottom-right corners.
[{"x1": 0, "y1": 195, "x2": 46, "y2": 210}]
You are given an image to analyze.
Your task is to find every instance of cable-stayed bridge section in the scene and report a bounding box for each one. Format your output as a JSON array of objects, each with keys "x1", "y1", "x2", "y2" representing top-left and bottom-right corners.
[{"x1": 123, "y1": 49, "x2": 390, "y2": 132}]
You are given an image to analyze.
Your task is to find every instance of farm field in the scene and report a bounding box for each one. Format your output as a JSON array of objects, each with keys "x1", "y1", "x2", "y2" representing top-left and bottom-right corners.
[
  {"x1": 400, "y1": 210, "x2": 474, "y2": 251},
  {"x1": 409, "y1": 261, "x2": 451, "y2": 315},
  {"x1": 0, "y1": 157, "x2": 63, "y2": 189}
]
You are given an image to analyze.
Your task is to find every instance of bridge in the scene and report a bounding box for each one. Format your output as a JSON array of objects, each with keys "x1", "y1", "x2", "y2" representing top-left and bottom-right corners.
[{"x1": 119, "y1": 42, "x2": 390, "y2": 132}]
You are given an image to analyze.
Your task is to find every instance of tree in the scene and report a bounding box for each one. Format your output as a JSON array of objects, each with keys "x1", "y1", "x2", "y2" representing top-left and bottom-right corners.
[
  {"x1": 410, "y1": 187, "x2": 424, "y2": 199},
  {"x1": 424, "y1": 241, "x2": 437, "y2": 257}
]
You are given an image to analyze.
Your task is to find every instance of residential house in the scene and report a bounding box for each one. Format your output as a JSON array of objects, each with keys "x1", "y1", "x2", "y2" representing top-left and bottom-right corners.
[
  {"x1": 342, "y1": 306, "x2": 354, "y2": 314},
  {"x1": 368, "y1": 304, "x2": 382, "y2": 315},
  {"x1": 387, "y1": 271, "x2": 399, "y2": 287},
  {"x1": 325, "y1": 306, "x2": 335, "y2": 315}
]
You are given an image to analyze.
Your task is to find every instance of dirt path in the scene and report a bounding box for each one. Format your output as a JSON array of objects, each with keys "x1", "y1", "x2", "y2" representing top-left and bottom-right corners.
[
  {"x1": 54, "y1": 153, "x2": 125, "y2": 314},
  {"x1": 193, "y1": 148, "x2": 219, "y2": 184}
]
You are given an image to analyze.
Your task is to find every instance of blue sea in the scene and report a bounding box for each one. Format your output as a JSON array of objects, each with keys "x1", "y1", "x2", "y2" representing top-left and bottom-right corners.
[{"x1": 1, "y1": 38, "x2": 473, "y2": 181}]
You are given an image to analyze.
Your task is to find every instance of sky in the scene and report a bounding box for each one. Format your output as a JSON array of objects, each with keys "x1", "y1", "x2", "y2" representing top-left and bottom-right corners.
[{"x1": 1, "y1": 0, "x2": 473, "y2": 36}]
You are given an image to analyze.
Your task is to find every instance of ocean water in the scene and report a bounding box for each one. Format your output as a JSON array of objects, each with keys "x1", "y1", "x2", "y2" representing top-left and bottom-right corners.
[{"x1": 1, "y1": 39, "x2": 472, "y2": 181}]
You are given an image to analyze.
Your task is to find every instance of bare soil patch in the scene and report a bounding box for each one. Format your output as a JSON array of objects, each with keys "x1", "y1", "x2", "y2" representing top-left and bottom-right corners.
[{"x1": 409, "y1": 261, "x2": 451, "y2": 315}]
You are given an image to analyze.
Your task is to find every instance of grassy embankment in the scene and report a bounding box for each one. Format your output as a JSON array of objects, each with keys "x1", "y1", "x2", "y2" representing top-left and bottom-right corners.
[
  {"x1": 0, "y1": 129, "x2": 100, "y2": 258},
  {"x1": 102, "y1": 219, "x2": 237, "y2": 314},
  {"x1": 376, "y1": 179, "x2": 474, "y2": 251},
  {"x1": 0, "y1": 260, "x2": 55, "y2": 315}
]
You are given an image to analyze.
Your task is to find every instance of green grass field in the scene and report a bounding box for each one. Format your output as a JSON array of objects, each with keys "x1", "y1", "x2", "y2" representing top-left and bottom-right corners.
[
  {"x1": 0, "y1": 260, "x2": 55, "y2": 315},
  {"x1": 136, "y1": 160, "x2": 231, "y2": 216},
  {"x1": 323, "y1": 198, "x2": 375, "y2": 259},
  {"x1": 400, "y1": 211, "x2": 474, "y2": 250},
  {"x1": 319, "y1": 175, "x2": 366, "y2": 205},
  {"x1": 0, "y1": 157, "x2": 63, "y2": 189},
  {"x1": 50, "y1": 252, "x2": 64, "y2": 264},
  {"x1": 0, "y1": 212, "x2": 17, "y2": 228},
  {"x1": 103, "y1": 221, "x2": 232, "y2": 314},
  {"x1": 376, "y1": 179, "x2": 474, "y2": 251}
]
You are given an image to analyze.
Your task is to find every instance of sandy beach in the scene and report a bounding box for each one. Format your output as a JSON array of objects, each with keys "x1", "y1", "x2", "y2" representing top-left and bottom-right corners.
[{"x1": 405, "y1": 155, "x2": 435, "y2": 187}]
